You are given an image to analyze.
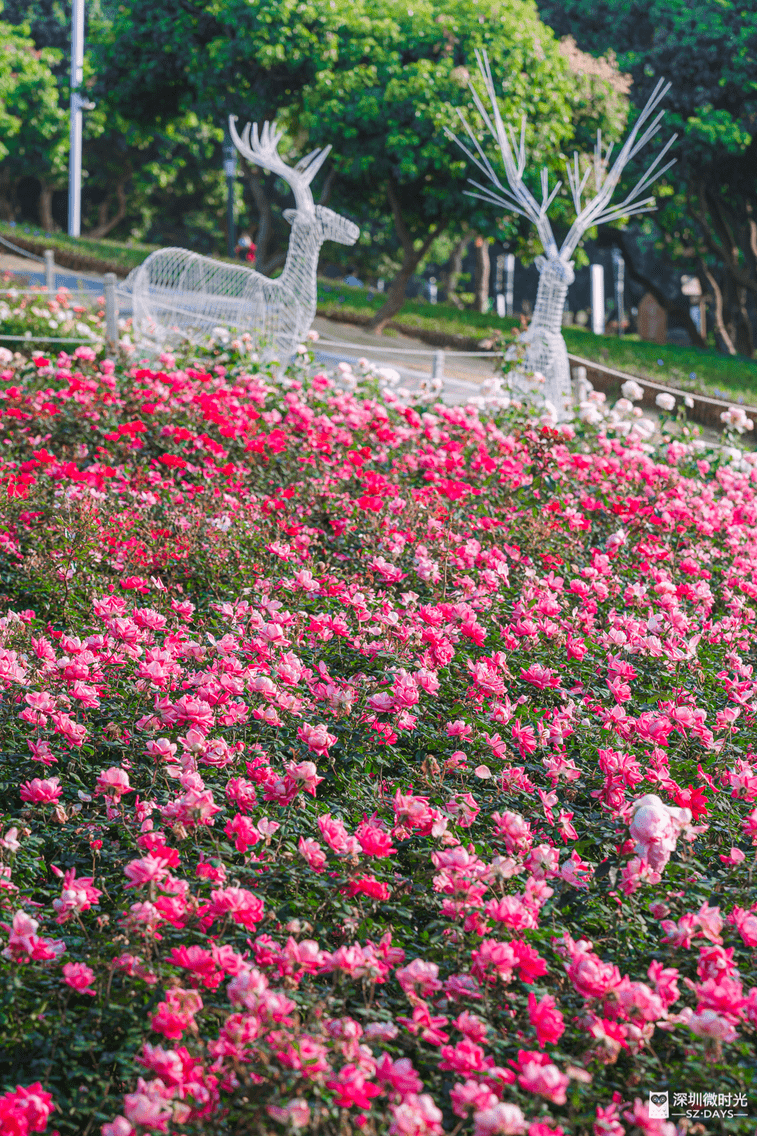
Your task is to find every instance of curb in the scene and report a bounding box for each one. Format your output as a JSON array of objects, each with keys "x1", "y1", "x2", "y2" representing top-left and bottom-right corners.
[
  {"x1": 316, "y1": 311, "x2": 755, "y2": 434},
  {"x1": 568, "y1": 353, "x2": 757, "y2": 432}
]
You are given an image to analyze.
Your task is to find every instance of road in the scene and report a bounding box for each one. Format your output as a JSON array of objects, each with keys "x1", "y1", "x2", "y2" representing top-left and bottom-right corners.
[
  {"x1": 311, "y1": 315, "x2": 494, "y2": 404},
  {"x1": 1, "y1": 250, "x2": 105, "y2": 295}
]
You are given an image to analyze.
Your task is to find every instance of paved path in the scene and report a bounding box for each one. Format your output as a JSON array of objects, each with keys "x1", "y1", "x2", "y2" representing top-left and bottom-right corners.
[
  {"x1": 0, "y1": 252, "x2": 104, "y2": 295},
  {"x1": 311, "y1": 316, "x2": 495, "y2": 404}
]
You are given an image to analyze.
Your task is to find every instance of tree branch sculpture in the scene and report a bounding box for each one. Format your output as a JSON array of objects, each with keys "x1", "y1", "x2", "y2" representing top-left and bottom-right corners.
[
  {"x1": 129, "y1": 120, "x2": 359, "y2": 358},
  {"x1": 447, "y1": 52, "x2": 676, "y2": 415}
]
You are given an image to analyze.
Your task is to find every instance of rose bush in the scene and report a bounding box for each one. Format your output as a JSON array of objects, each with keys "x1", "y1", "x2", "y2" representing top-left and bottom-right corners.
[
  {"x1": 0, "y1": 280, "x2": 104, "y2": 350},
  {"x1": 0, "y1": 336, "x2": 755, "y2": 1135}
]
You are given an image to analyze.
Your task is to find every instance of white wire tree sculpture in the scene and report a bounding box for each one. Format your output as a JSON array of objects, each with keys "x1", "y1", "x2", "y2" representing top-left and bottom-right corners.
[
  {"x1": 128, "y1": 120, "x2": 359, "y2": 357},
  {"x1": 447, "y1": 53, "x2": 676, "y2": 416}
]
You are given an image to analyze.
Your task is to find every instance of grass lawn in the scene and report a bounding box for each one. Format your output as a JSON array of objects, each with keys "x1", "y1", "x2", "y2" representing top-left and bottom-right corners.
[{"x1": 317, "y1": 280, "x2": 757, "y2": 404}]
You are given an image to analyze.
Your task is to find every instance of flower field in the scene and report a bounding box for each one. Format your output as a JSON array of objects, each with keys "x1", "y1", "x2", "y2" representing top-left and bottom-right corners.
[{"x1": 0, "y1": 336, "x2": 756, "y2": 1136}]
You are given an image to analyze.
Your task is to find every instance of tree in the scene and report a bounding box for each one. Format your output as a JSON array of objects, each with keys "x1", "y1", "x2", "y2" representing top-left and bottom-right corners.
[
  {"x1": 97, "y1": 0, "x2": 626, "y2": 320},
  {"x1": 297, "y1": 0, "x2": 622, "y2": 331},
  {"x1": 95, "y1": 0, "x2": 361, "y2": 128},
  {"x1": 0, "y1": 20, "x2": 68, "y2": 228},
  {"x1": 535, "y1": 0, "x2": 757, "y2": 355},
  {"x1": 90, "y1": 0, "x2": 365, "y2": 259}
]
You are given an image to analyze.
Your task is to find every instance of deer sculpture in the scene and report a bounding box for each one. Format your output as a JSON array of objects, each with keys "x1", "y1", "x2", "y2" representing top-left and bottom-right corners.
[
  {"x1": 448, "y1": 53, "x2": 676, "y2": 417},
  {"x1": 129, "y1": 119, "x2": 359, "y2": 357}
]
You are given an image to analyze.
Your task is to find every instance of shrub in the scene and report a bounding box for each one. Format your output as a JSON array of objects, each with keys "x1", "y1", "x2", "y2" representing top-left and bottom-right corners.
[{"x1": 0, "y1": 338, "x2": 755, "y2": 1136}]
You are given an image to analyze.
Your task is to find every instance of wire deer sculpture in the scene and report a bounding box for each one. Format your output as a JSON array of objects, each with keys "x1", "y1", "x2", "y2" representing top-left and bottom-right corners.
[
  {"x1": 129, "y1": 119, "x2": 359, "y2": 357},
  {"x1": 448, "y1": 53, "x2": 676, "y2": 416}
]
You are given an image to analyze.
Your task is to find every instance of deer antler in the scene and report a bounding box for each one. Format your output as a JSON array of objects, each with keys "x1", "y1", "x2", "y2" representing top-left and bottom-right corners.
[
  {"x1": 447, "y1": 52, "x2": 676, "y2": 265},
  {"x1": 560, "y1": 80, "x2": 677, "y2": 258},
  {"x1": 229, "y1": 117, "x2": 332, "y2": 215},
  {"x1": 445, "y1": 50, "x2": 559, "y2": 257}
]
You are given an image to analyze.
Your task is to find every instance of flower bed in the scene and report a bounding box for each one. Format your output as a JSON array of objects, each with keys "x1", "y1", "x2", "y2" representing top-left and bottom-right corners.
[
  {"x1": 0, "y1": 278, "x2": 105, "y2": 350},
  {"x1": 0, "y1": 339, "x2": 756, "y2": 1136}
]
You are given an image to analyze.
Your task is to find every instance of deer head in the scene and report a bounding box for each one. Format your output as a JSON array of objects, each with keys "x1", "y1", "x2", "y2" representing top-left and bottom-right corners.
[{"x1": 229, "y1": 117, "x2": 359, "y2": 246}]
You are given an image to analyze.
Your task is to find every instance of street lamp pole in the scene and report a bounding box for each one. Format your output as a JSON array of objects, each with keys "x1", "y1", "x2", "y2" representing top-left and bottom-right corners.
[
  {"x1": 68, "y1": 0, "x2": 85, "y2": 237},
  {"x1": 223, "y1": 130, "x2": 237, "y2": 258}
]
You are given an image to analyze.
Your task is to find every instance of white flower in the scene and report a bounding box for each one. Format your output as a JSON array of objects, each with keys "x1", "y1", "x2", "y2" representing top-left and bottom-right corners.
[
  {"x1": 306, "y1": 329, "x2": 320, "y2": 342},
  {"x1": 720, "y1": 406, "x2": 754, "y2": 433},
  {"x1": 621, "y1": 379, "x2": 645, "y2": 402},
  {"x1": 377, "y1": 367, "x2": 401, "y2": 386},
  {"x1": 629, "y1": 793, "x2": 691, "y2": 872},
  {"x1": 655, "y1": 392, "x2": 676, "y2": 412},
  {"x1": 578, "y1": 402, "x2": 604, "y2": 425},
  {"x1": 630, "y1": 417, "x2": 656, "y2": 440},
  {"x1": 480, "y1": 377, "x2": 504, "y2": 397}
]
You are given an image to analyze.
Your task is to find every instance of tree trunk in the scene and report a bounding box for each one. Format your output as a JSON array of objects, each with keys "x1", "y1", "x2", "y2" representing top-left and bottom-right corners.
[
  {"x1": 736, "y1": 285, "x2": 754, "y2": 357},
  {"x1": 0, "y1": 170, "x2": 16, "y2": 222},
  {"x1": 368, "y1": 178, "x2": 445, "y2": 333},
  {"x1": 242, "y1": 162, "x2": 273, "y2": 273},
  {"x1": 258, "y1": 251, "x2": 286, "y2": 277},
  {"x1": 700, "y1": 261, "x2": 737, "y2": 355},
  {"x1": 692, "y1": 184, "x2": 757, "y2": 355},
  {"x1": 38, "y1": 180, "x2": 56, "y2": 232},
  {"x1": 444, "y1": 233, "x2": 470, "y2": 309},
  {"x1": 367, "y1": 252, "x2": 421, "y2": 333},
  {"x1": 473, "y1": 236, "x2": 491, "y2": 313},
  {"x1": 85, "y1": 177, "x2": 129, "y2": 240},
  {"x1": 609, "y1": 230, "x2": 706, "y2": 348}
]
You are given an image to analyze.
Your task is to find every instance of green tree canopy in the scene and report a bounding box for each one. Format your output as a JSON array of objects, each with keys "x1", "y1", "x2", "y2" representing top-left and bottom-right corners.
[
  {"x1": 0, "y1": 19, "x2": 68, "y2": 226},
  {"x1": 95, "y1": 0, "x2": 362, "y2": 126},
  {"x1": 536, "y1": 0, "x2": 757, "y2": 355},
  {"x1": 96, "y1": 0, "x2": 628, "y2": 322},
  {"x1": 297, "y1": 0, "x2": 629, "y2": 328}
]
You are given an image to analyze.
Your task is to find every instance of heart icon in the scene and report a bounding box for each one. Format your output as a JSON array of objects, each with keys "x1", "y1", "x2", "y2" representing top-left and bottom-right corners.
[{"x1": 651, "y1": 1095, "x2": 667, "y2": 1107}]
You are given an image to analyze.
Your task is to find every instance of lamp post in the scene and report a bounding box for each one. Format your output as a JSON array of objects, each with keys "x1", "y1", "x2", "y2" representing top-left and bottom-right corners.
[
  {"x1": 223, "y1": 130, "x2": 237, "y2": 258},
  {"x1": 68, "y1": 0, "x2": 85, "y2": 237}
]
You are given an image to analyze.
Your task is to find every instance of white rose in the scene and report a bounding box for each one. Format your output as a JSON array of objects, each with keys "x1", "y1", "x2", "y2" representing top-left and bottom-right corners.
[
  {"x1": 621, "y1": 379, "x2": 644, "y2": 402},
  {"x1": 655, "y1": 392, "x2": 676, "y2": 412}
]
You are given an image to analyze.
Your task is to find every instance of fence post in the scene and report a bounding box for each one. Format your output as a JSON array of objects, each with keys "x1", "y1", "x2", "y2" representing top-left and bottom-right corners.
[
  {"x1": 572, "y1": 364, "x2": 588, "y2": 406},
  {"x1": 44, "y1": 250, "x2": 55, "y2": 294},
  {"x1": 432, "y1": 350, "x2": 445, "y2": 380},
  {"x1": 104, "y1": 272, "x2": 118, "y2": 351}
]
